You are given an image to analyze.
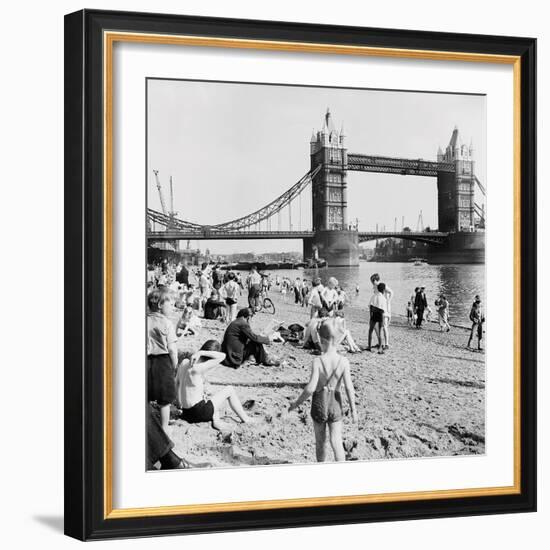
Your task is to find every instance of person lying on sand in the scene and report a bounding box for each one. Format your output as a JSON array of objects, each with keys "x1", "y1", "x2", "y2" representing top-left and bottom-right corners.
[
  {"x1": 289, "y1": 318, "x2": 358, "y2": 462},
  {"x1": 176, "y1": 339, "x2": 254, "y2": 431}
]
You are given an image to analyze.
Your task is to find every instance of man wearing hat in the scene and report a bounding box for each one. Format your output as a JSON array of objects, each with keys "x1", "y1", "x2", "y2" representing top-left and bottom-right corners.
[{"x1": 414, "y1": 286, "x2": 428, "y2": 328}]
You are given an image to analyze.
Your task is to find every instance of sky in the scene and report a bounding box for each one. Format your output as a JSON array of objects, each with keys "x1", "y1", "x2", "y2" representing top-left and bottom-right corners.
[{"x1": 147, "y1": 78, "x2": 486, "y2": 254}]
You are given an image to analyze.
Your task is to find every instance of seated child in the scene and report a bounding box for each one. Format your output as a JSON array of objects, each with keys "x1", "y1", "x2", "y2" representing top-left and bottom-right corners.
[
  {"x1": 203, "y1": 290, "x2": 227, "y2": 321},
  {"x1": 289, "y1": 319, "x2": 358, "y2": 462},
  {"x1": 302, "y1": 307, "x2": 330, "y2": 351},
  {"x1": 176, "y1": 340, "x2": 254, "y2": 431},
  {"x1": 333, "y1": 313, "x2": 361, "y2": 353},
  {"x1": 177, "y1": 305, "x2": 202, "y2": 336}
]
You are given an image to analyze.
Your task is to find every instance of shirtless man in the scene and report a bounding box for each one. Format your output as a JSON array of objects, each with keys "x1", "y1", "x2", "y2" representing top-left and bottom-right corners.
[{"x1": 176, "y1": 340, "x2": 253, "y2": 431}]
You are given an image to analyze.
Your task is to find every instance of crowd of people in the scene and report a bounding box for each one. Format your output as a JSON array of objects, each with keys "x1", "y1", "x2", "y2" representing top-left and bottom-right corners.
[{"x1": 146, "y1": 258, "x2": 485, "y2": 468}]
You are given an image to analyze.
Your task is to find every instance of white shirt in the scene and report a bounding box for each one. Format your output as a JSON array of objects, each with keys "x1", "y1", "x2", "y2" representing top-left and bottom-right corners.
[
  {"x1": 308, "y1": 286, "x2": 323, "y2": 308},
  {"x1": 373, "y1": 283, "x2": 393, "y2": 314},
  {"x1": 247, "y1": 272, "x2": 262, "y2": 287},
  {"x1": 322, "y1": 287, "x2": 339, "y2": 308},
  {"x1": 369, "y1": 292, "x2": 387, "y2": 312},
  {"x1": 222, "y1": 280, "x2": 240, "y2": 299}
]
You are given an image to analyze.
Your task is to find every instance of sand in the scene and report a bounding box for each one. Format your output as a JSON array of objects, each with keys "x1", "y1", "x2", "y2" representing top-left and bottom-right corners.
[{"x1": 166, "y1": 290, "x2": 485, "y2": 468}]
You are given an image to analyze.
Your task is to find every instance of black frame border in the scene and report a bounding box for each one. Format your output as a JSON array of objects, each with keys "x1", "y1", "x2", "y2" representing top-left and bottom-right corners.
[{"x1": 64, "y1": 9, "x2": 536, "y2": 541}]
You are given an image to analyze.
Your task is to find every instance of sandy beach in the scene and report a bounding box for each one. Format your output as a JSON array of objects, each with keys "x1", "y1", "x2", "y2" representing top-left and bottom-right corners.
[{"x1": 167, "y1": 289, "x2": 485, "y2": 468}]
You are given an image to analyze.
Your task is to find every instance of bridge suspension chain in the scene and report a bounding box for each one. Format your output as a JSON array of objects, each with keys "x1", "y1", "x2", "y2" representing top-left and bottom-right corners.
[
  {"x1": 474, "y1": 175, "x2": 486, "y2": 196},
  {"x1": 147, "y1": 164, "x2": 320, "y2": 235}
]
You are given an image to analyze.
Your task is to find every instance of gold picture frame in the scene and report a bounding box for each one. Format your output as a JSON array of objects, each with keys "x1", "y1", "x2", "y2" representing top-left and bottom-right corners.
[{"x1": 65, "y1": 9, "x2": 536, "y2": 540}]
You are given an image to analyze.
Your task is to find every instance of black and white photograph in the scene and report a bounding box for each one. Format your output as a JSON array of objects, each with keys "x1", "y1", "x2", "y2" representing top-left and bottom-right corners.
[{"x1": 146, "y1": 78, "x2": 487, "y2": 470}]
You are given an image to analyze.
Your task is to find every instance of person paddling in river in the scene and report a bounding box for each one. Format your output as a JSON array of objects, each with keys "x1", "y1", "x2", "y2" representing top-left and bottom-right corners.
[{"x1": 289, "y1": 319, "x2": 358, "y2": 462}]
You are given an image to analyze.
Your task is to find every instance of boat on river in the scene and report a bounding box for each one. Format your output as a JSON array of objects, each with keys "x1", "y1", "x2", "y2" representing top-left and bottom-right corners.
[{"x1": 410, "y1": 257, "x2": 428, "y2": 266}]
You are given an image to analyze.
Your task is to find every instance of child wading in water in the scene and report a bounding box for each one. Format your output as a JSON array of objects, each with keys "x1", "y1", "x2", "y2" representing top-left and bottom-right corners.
[{"x1": 289, "y1": 319, "x2": 358, "y2": 462}]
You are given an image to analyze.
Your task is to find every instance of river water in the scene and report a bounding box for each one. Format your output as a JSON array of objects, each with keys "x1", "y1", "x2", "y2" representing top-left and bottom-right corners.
[{"x1": 256, "y1": 261, "x2": 485, "y2": 324}]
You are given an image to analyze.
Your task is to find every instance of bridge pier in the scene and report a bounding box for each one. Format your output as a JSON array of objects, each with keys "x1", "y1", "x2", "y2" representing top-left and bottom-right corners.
[
  {"x1": 305, "y1": 230, "x2": 360, "y2": 267},
  {"x1": 427, "y1": 231, "x2": 485, "y2": 264}
]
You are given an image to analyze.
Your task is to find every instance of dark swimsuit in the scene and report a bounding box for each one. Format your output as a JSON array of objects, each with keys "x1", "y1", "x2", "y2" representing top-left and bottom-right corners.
[
  {"x1": 310, "y1": 357, "x2": 344, "y2": 424},
  {"x1": 180, "y1": 399, "x2": 214, "y2": 423}
]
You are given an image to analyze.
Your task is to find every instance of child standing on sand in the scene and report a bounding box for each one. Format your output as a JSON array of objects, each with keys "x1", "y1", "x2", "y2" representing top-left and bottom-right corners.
[
  {"x1": 367, "y1": 282, "x2": 388, "y2": 354},
  {"x1": 435, "y1": 294, "x2": 450, "y2": 332},
  {"x1": 467, "y1": 295, "x2": 485, "y2": 350},
  {"x1": 289, "y1": 319, "x2": 358, "y2": 462},
  {"x1": 147, "y1": 288, "x2": 179, "y2": 432},
  {"x1": 406, "y1": 301, "x2": 414, "y2": 327}
]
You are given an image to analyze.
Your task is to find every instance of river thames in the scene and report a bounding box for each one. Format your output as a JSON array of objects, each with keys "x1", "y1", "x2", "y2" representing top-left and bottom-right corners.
[{"x1": 261, "y1": 261, "x2": 485, "y2": 324}]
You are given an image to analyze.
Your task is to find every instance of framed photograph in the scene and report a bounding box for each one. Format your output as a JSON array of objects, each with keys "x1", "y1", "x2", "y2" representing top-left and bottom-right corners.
[{"x1": 64, "y1": 9, "x2": 536, "y2": 540}]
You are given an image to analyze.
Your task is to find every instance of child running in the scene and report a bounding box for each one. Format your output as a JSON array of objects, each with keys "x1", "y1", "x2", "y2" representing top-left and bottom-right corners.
[
  {"x1": 176, "y1": 340, "x2": 254, "y2": 431},
  {"x1": 289, "y1": 319, "x2": 358, "y2": 462}
]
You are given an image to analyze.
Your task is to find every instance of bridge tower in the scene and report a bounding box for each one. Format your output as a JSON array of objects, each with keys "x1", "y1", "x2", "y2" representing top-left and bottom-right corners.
[
  {"x1": 305, "y1": 109, "x2": 359, "y2": 266},
  {"x1": 437, "y1": 126, "x2": 476, "y2": 232}
]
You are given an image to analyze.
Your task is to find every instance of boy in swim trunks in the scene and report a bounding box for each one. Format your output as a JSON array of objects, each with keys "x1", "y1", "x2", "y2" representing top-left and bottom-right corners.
[
  {"x1": 176, "y1": 339, "x2": 254, "y2": 431},
  {"x1": 289, "y1": 319, "x2": 358, "y2": 462}
]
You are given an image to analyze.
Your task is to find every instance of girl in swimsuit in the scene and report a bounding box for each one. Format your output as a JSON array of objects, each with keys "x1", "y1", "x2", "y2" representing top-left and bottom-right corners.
[{"x1": 289, "y1": 319, "x2": 358, "y2": 462}]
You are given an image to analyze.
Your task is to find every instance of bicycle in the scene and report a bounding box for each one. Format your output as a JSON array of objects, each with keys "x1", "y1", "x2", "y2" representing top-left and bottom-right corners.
[{"x1": 253, "y1": 287, "x2": 276, "y2": 315}]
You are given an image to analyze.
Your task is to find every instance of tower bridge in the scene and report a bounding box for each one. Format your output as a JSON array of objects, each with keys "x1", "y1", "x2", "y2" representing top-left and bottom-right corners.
[{"x1": 148, "y1": 109, "x2": 485, "y2": 266}]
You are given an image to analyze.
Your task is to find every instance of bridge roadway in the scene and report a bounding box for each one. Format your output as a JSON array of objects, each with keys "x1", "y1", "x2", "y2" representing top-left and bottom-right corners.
[
  {"x1": 358, "y1": 231, "x2": 449, "y2": 245},
  {"x1": 148, "y1": 229, "x2": 315, "y2": 240},
  {"x1": 148, "y1": 229, "x2": 449, "y2": 244}
]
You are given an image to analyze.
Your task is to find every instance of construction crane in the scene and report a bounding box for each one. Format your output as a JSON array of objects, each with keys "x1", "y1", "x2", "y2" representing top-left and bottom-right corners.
[
  {"x1": 153, "y1": 170, "x2": 181, "y2": 251},
  {"x1": 153, "y1": 170, "x2": 168, "y2": 216},
  {"x1": 169, "y1": 176, "x2": 178, "y2": 220}
]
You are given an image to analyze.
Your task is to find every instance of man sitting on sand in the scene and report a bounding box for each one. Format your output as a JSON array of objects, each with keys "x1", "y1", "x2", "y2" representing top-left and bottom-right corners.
[
  {"x1": 176, "y1": 340, "x2": 254, "y2": 431},
  {"x1": 221, "y1": 307, "x2": 280, "y2": 368}
]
